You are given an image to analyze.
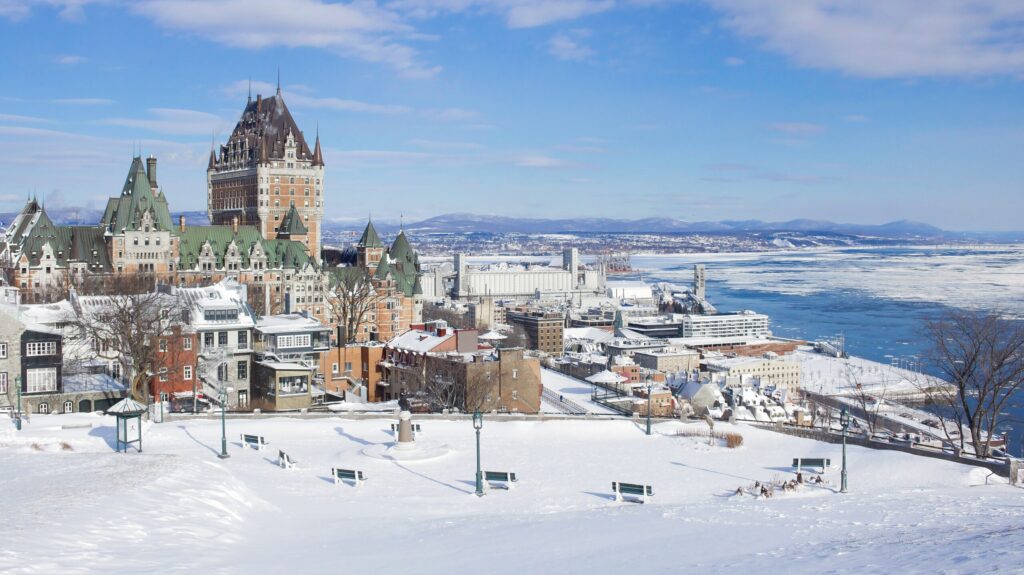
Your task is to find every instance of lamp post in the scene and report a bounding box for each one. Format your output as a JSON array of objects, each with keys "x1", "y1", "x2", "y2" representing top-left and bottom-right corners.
[
  {"x1": 218, "y1": 372, "x2": 230, "y2": 459},
  {"x1": 840, "y1": 407, "x2": 850, "y2": 493},
  {"x1": 14, "y1": 375, "x2": 22, "y2": 431},
  {"x1": 645, "y1": 379, "x2": 653, "y2": 436},
  {"x1": 473, "y1": 410, "x2": 483, "y2": 497}
]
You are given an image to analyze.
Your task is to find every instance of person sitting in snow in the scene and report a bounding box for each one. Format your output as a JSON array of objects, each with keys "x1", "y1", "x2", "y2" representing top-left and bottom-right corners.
[
  {"x1": 797, "y1": 472, "x2": 804, "y2": 484},
  {"x1": 735, "y1": 486, "x2": 744, "y2": 496},
  {"x1": 814, "y1": 475, "x2": 824, "y2": 485}
]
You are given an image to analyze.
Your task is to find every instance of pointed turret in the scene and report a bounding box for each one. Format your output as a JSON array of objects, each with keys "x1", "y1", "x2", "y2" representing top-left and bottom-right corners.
[
  {"x1": 312, "y1": 132, "x2": 324, "y2": 167},
  {"x1": 208, "y1": 147, "x2": 217, "y2": 170},
  {"x1": 358, "y1": 219, "x2": 383, "y2": 248}
]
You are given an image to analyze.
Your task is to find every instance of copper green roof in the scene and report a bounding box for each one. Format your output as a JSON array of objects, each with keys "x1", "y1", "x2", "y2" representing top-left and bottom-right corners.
[
  {"x1": 177, "y1": 225, "x2": 314, "y2": 271},
  {"x1": 358, "y1": 220, "x2": 382, "y2": 248},
  {"x1": 277, "y1": 205, "x2": 308, "y2": 236},
  {"x1": 100, "y1": 157, "x2": 173, "y2": 234}
]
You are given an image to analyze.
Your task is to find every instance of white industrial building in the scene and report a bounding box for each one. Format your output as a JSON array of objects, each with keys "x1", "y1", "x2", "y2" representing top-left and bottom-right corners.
[
  {"x1": 680, "y1": 311, "x2": 769, "y2": 339},
  {"x1": 451, "y1": 248, "x2": 605, "y2": 300}
]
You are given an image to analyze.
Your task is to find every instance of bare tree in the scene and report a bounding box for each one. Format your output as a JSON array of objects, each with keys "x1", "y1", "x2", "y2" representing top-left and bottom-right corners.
[
  {"x1": 497, "y1": 324, "x2": 528, "y2": 350},
  {"x1": 922, "y1": 310, "x2": 1024, "y2": 457},
  {"x1": 423, "y1": 305, "x2": 472, "y2": 330},
  {"x1": 325, "y1": 268, "x2": 384, "y2": 344},
  {"x1": 71, "y1": 287, "x2": 185, "y2": 403},
  {"x1": 846, "y1": 364, "x2": 889, "y2": 436}
]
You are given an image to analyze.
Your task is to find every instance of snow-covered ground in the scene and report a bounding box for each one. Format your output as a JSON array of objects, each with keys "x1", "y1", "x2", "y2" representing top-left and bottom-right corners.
[
  {"x1": 792, "y1": 347, "x2": 938, "y2": 396},
  {"x1": 2, "y1": 413, "x2": 1022, "y2": 574},
  {"x1": 540, "y1": 368, "x2": 619, "y2": 415}
]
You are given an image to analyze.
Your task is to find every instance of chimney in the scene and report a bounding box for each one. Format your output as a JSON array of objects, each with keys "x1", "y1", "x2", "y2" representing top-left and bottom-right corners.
[
  {"x1": 231, "y1": 216, "x2": 239, "y2": 234},
  {"x1": 146, "y1": 155, "x2": 157, "y2": 188},
  {"x1": 179, "y1": 215, "x2": 186, "y2": 233}
]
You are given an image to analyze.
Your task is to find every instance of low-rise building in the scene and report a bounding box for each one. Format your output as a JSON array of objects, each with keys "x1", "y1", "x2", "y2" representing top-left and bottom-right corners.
[
  {"x1": 633, "y1": 347, "x2": 700, "y2": 374},
  {"x1": 252, "y1": 312, "x2": 331, "y2": 410},
  {"x1": 704, "y1": 353, "x2": 801, "y2": 397}
]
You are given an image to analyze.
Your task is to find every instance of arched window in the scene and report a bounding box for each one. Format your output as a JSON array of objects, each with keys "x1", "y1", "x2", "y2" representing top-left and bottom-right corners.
[
  {"x1": 38, "y1": 402, "x2": 50, "y2": 414},
  {"x1": 63, "y1": 400, "x2": 73, "y2": 413}
]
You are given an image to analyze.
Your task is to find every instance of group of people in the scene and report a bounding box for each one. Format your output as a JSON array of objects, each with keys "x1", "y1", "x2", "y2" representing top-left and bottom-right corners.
[{"x1": 735, "y1": 472, "x2": 825, "y2": 498}]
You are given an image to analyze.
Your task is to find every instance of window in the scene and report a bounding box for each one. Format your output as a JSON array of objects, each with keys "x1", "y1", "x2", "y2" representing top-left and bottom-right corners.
[
  {"x1": 512, "y1": 369, "x2": 518, "y2": 379},
  {"x1": 26, "y1": 368, "x2": 57, "y2": 393},
  {"x1": 184, "y1": 365, "x2": 193, "y2": 380},
  {"x1": 345, "y1": 362, "x2": 353, "y2": 373},
  {"x1": 63, "y1": 400, "x2": 73, "y2": 413},
  {"x1": 512, "y1": 390, "x2": 518, "y2": 400},
  {"x1": 275, "y1": 334, "x2": 311, "y2": 349},
  {"x1": 0, "y1": 372, "x2": 6, "y2": 394},
  {"x1": 237, "y1": 361, "x2": 248, "y2": 380},
  {"x1": 159, "y1": 367, "x2": 168, "y2": 382},
  {"x1": 184, "y1": 337, "x2": 192, "y2": 351},
  {"x1": 278, "y1": 375, "x2": 309, "y2": 395},
  {"x1": 204, "y1": 333, "x2": 214, "y2": 347},
  {"x1": 159, "y1": 339, "x2": 167, "y2": 353},
  {"x1": 237, "y1": 331, "x2": 248, "y2": 348},
  {"x1": 217, "y1": 364, "x2": 228, "y2": 382},
  {"x1": 0, "y1": 342, "x2": 5, "y2": 358},
  {"x1": 26, "y1": 341, "x2": 57, "y2": 356},
  {"x1": 38, "y1": 402, "x2": 49, "y2": 415},
  {"x1": 332, "y1": 363, "x2": 339, "y2": 374}
]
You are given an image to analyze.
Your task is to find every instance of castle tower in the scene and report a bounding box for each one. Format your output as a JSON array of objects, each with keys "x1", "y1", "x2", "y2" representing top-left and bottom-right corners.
[
  {"x1": 356, "y1": 219, "x2": 384, "y2": 272},
  {"x1": 207, "y1": 87, "x2": 325, "y2": 262}
]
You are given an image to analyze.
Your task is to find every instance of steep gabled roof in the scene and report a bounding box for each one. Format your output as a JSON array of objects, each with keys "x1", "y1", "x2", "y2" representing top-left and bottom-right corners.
[
  {"x1": 358, "y1": 220, "x2": 383, "y2": 248},
  {"x1": 177, "y1": 225, "x2": 314, "y2": 271},
  {"x1": 278, "y1": 205, "x2": 308, "y2": 236},
  {"x1": 100, "y1": 157, "x2": 173, "y2": 234},
  {"x1": 214, "y1": 93, "x2": 313, "y2": 170}
]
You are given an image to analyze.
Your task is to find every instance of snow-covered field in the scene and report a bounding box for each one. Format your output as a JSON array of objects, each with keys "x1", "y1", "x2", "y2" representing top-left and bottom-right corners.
[{"x1": 2, "y1": 414, "x2": 1022, "y2": 574}]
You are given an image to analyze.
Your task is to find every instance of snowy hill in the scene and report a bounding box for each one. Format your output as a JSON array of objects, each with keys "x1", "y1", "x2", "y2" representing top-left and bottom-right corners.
[{"x1": 1, "y1": 414, "x2": 1021, "y2": 574}]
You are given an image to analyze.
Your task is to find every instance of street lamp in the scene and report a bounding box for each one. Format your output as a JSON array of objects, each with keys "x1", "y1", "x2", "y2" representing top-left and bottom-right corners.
[
  {"x1": 840, "y1": 407, "x2": 850, "y2": 493},
  {"x1": 645, "y1": 378, "x2": 653, "y2": 436},
  {"x1": 14, "y1": 375, "x2": 22, "y2": 431},
  {"x1": 473, "y1": 410, "x2": 483, "y2": 497}
]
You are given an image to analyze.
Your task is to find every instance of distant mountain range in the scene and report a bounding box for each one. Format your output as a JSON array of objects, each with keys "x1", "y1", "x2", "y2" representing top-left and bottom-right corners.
[
  {"x1": 386, "y1": 214, "x2": 948, "y2": 237},
  {"x1": 3, "y1": 208, "x2": 1019, "y2": 242}
]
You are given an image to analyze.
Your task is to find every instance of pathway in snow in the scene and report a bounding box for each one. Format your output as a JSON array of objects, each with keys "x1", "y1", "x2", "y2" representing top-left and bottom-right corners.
[{"x1": 540, "y1": 368, "x2": 620, "y2": 415}]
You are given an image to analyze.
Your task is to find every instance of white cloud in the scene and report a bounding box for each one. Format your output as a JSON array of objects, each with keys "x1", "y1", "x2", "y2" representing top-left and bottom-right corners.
[
  {"x1": 98, "y1": 108, "x2": 230, "y2": 136},
  {"x1": 548, "y1": 30, "x2": 594, "y2": 61},
  {"x1": 52, "y1": 97, "x2": 113, "y2": 105},
  {"x1": 723, "y1": 56, "x2": 744, "y2": 66},
  {"x1": 55, "y1": 54, "x2": 87, "y2": 65},
  {"x1": 0, "y1": 113, "x2": 52, "y2": 124},
  {"x1": 390, "y1": 0, "x2": 613, "y2": 28},
  {"x1": 706, "y1": 0, "x2": 1024, "y2": 78},
  {"x1": 514, "y1": 154, "x2": 569, "y2": 168},
  {"x1": 767, "y1": 122, "x2": 825, "y2": 135},
  {"x1": 134, "y1": 0, "x2": 440, "y2": 78},
  {"x1": 0, "y1": 0, "x2": 102, "y2": 21}
]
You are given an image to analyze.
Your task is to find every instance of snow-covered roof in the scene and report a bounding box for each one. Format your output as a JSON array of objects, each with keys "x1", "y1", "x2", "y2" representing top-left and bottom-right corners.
[
  {"x1": 564, "y1": 327, "x2": 615, "y2": 344},
  {"x1": 586, "y1": 370, "x2": 627, "y2": 384},
  {"x1": 387, "y1": 329, "x2": 454, "y2": 353},
  {"x1": 63, "y1": 373, "x2": 127, "y2": 394},
  {"x1": 106, "y1": 397, "x2": 148, "y2": 415},
  {"x1": 257, "y1": 313, "x2": 327, "y2": 334}
]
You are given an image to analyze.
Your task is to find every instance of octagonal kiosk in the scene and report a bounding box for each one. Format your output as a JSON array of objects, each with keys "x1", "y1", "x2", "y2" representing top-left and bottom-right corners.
[{"x1": 106, "y1": 397, "x2": 147, "y2": 453}]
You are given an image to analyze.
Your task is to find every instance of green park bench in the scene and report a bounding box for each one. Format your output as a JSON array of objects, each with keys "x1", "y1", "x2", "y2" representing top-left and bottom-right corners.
[
  {"x1": 613, "y1": 481, "x2": 653, "y2": 504},
  {"x1": 332, "y1": 468, "x2": 366, "y2": 486},
  {"x1": 241, "y1": 434, "x2": 268, "y2": 451},
  {"x1": 792, "y1": 458, "x2": 831, "y2": 472},
  {"x1": 483, "y1": 471, "x2": 518, "y2": 490},
  {"x1": 278, "y1": 450, "x2": 296, "y2": 470}
]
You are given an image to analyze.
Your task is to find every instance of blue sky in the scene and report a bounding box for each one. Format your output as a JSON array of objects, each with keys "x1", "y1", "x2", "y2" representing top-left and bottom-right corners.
[{"x1": 0, "y1": 1, "x2": 1022, "y2": 230}]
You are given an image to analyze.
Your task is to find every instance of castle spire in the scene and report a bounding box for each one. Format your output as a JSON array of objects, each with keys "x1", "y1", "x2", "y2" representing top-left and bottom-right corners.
[
  {"x1": 247, "y1": 77, "x2": 252, "y2": 104},
  {"x1": 312, "y1": 124, "x2": 324, "y2": 167},
  {"x1": 276, "y1": 68, "x2": 281, "y2": 96}
]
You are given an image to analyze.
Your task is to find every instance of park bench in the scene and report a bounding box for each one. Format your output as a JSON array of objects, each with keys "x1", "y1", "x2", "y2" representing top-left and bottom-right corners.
[
  {"x1": 612, "y1": 481, "x2": 653, "y2": 504},
  {"x1": 483, "y1": 471, "x2": 518, "y2": 490},
  {"x1": 332, "y1": 467, "x2": 366, "y2": 486},
  {"x1": 278, "y1": 450, "x2": 296, "y2": 470},
  {"x1": 792, "y1": 458, "x2": 831, "y2": 472},
  {"x1": 241, "y1": 434, "x2": 268, "y2": 451}
]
